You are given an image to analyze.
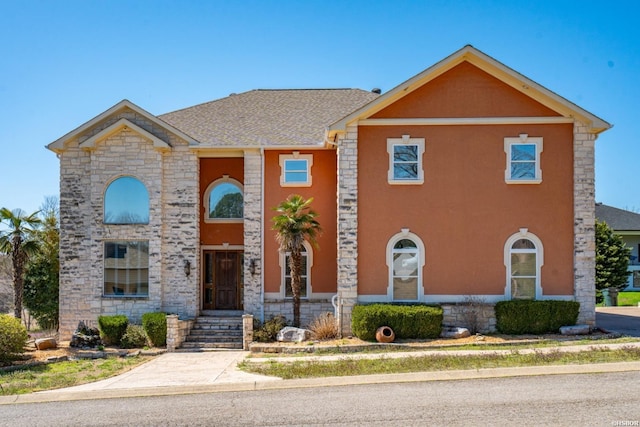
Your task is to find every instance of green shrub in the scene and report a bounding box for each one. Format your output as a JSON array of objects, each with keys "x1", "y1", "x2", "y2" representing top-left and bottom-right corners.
[
  {"x1": 0, "y1": 314, "x2": 28, "y2": 362},
  {"x1": 120, "y1": 324, "x2": 148, "y2": 349},
  {"x1": 142, "y1": 312, "x2": 167, "y2": 347},
  {"x1": 253, "y1": 315, "x2": 287, "y2": 342},
  {"x1": 97, "y1": 315, "x2": 129, "y2": 345},
  {"x1": 495, "y1": 300, "x2": 580, "y2": 334},
  {"x1": 351, "y1": 304, "x2": 443, "y2": 341}
]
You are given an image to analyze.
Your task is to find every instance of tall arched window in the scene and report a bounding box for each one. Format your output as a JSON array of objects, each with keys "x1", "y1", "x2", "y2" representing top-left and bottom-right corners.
[
  {"x1": 280, "y1": 241, "x2": 313, "y2": 298},
  {"x1": 204, "y1": 177, "x2": 243, "y2": 222},
  {"x1": 104, "y1": 176, "x2": 149, "y2": 224},
  {"x1": 386, "y1": 230, "x2": 425, "y2": 301},
  {"x1": 504, "y1": 229, "x2": 544, "y2": 300}
]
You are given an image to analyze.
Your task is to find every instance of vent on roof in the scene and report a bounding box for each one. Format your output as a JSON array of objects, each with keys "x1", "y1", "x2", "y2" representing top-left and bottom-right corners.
[{"x1": 371, "y1": 88, "x2": 382, "y2": 94}]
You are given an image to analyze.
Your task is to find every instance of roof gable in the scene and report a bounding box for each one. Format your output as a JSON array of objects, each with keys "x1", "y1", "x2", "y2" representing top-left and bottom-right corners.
[
  {"x1": 329, "y1": 45, "x2": 611, "y2": 135},
  {"x1": 47, "y1": 100, "x2": 197, "y2": 153}
]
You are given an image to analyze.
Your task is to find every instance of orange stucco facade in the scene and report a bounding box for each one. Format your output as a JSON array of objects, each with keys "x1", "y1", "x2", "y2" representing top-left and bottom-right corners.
[
  {"x1": 263, "y1": 149, "x2": 338, "y2": 295},
  {"x1": 358, "y1": 63, "x2": 575, "y2": 297}
]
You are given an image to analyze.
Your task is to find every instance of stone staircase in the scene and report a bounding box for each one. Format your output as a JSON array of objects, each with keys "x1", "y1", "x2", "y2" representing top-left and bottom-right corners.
[{"x1": 181, "y1": 313, "x2": 244, "y2": 350}]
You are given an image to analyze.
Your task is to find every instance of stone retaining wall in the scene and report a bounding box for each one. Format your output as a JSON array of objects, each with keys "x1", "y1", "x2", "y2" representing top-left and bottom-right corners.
[
  {"x1": 441, "y1": 303, "x2": 497, "y2": 334},
  {"x1": 166, "y1": 314, "x2": 194, "y2": 352},
  {"x1": 263, "y1": 299, "x2": 335, "y2": 327}
]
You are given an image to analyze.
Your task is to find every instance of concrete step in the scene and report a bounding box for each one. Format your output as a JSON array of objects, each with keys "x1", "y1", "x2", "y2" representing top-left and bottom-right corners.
[{"x1": 180, "y1": 341, "x2": 243, "y2": 350}]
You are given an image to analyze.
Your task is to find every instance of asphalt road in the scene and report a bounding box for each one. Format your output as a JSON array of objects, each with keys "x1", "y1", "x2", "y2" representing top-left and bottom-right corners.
[{"x1": 2, "y1": 371, "x2": 639, "y2": 426}]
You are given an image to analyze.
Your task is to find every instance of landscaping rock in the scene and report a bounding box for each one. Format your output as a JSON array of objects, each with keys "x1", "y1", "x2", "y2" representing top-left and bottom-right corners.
[
  {"x1": 441, "y1": 326, "x2": 471, "y2": 339},
  {"x1": 70, "y1": 321, "x2": 103, "y2": 348},
  {"x1": 35, "y1": 337, "x2": 57, "y2": 350},
  {"x1": 560, "y1": 325, "x2": 590, "y2": 335},
  {"x1": 277, "y1": 326, "x2": 311, "y2": 343}
]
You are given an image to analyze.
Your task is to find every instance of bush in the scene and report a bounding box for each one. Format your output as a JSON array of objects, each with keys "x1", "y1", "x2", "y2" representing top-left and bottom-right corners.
[
  {"x1": 120, "y1": 324, "x2": 148, "y2": 349},
  {"x1": 142, "y1": 312, "x2": 167, "y2": 347},
  {"x1": 0, "y1": 314, "x2": 28, "y2": 362},
  {"x1": 495, "y1": 300, "x2": 580, "y2": 334},
  {"x1": 253, "y1": 315, "x2": 287, "y2": 342},
  {"x1": 309, "y1": 312, "x2": 338, "y2": 340},
  {"x1": 98, "y1": 315, "x2": 129, "y2": 345},
  {"x1": 351, "y1": 304, "x2": 443, "y2": 341}
]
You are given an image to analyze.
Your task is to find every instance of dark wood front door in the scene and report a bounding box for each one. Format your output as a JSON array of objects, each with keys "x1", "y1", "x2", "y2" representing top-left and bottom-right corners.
[{"x1": 202, "y1": 250, "x2": 243, "y2": 310}]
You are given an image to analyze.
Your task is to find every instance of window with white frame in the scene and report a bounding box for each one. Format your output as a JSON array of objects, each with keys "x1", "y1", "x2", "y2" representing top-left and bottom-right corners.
[
  {"x1": 504, "y1": 134, "x2": 543, "y2": 184},
  {"x1": 203, "y1": 176, "x2": 243, "y2": 222},
  {"x1": 281, "y1": 243, "x2": 311, "y2": 298},
  {"x1": 504, "y1": 229, "x2": 544, "y2": 300},
  {"x1": 279, "y1": 152, "x2": 313, "y2": 186},
  {"x1": 386, "y1": 230, "x2": 425, "y2": 301},
  {"x1": 104, "y1": 240, "x2": 149, "y2": 297},
  {"x1": 387, "y1": 135, "x2": 425, "y2": 184}
]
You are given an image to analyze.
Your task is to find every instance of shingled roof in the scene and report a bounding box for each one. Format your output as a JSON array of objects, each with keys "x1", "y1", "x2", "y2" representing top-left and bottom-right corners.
[
  {"x1": 159, "y1": 89, "x2": 379, "y2": 147},
  {"x1": 596, "y1": 203, "x2": 640, "y2": 232}
]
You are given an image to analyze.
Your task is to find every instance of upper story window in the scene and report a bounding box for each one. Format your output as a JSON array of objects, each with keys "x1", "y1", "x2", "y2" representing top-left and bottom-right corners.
[
  {"x1": 279, "y1": 152, "x2": 313, "y2": 187},
  {"x1": 504, "y1": 134, "x2": 543, "y2": 184},
  {"x1": 386, "y1": 229, "x2": 425, "y2": 301},
  {"x1": 104, "y1": 176, "x2": 149, "y2": 224},
  {"x1": 204, "y1": 176, "x2": 243, "y2": 223},
  {"x1": 387, "y1": 135, "x2": 425, "y2": 185},
  {"x1": 504, "y1": 229, "x2": 544, "y2": 300}
]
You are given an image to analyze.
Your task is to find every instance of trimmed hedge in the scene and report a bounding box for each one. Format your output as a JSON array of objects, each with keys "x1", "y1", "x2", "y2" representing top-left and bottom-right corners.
[
  {"x1": 0, "y1": 314, "x2": 28, "y2": 362},
  {"x1": 142, "y1": 312, "x2": 167, "y2": 347},
  {"x1": 98, "y1": 315, "x2": 129, "y2": 345},
  {"x1": 495, "y1": 300, "x2": 580, "y2": 334},
  {"x1": 351, "y1": 304, "x2": 443, "y2": 341},
  {"x1": 120, "y1": 324, "x2": 148, "y2": 349}
]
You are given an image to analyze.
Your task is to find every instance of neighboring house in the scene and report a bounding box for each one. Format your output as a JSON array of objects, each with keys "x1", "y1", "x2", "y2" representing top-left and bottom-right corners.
[
  {"x1": 48, "y1": 46, "x2": 611, "y2": 340},
  {"x1": 595, "y1": 203, "x2": 640, "y2": 290}
]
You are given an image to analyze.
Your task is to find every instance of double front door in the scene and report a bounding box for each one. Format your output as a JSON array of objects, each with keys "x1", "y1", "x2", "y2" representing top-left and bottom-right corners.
[{"x1": 202, "y1": 250, "x2": 243, "y2": 310}]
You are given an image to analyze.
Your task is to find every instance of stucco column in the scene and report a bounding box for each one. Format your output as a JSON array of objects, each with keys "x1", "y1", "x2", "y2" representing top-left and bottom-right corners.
[
  {"x1": 336, "y1": 125, "x2": 359, "y2": 336},
  {"x1": 573, "y1": 121, "x2": 597, "y2": 325},
  {"x1": 243, "y1": 150, "x2": 263, "y2": 319}
]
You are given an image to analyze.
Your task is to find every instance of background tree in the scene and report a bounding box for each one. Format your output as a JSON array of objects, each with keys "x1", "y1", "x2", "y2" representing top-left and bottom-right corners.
[
  {"x1": 0, "y1": 208, "x2": 41, "y2": 319},
  {"x1": 595, "y1": 219, "x2": 631, "y2": 302},
  {"x1": 24, "y1": 197, "x2": 60, "y2": 329},
  {"x1": 272, "y1": 195, "x2": 321, "y2": 327}
]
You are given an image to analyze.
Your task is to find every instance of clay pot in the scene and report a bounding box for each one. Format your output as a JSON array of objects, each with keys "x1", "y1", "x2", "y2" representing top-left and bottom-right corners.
[{"x1": 375, "y1": 326, "x2": 395, "y2": 343}]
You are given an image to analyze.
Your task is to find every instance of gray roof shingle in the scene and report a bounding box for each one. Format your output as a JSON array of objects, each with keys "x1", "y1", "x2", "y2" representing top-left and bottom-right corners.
[
  {"x1": 158, "y1": 89, "x2": 379, "y2": 147},
  {"x1": 596, "y1": 203, "x2": 640, "y2": 231}
]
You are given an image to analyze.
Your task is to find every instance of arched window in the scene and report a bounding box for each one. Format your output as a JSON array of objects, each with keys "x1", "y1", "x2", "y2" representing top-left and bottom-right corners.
[
  {"x1": 386, "y1": 230, "x2": 425, "y2": 301},
  {"x1": 204, "y1": 177, "x2": 243, "y2": 222},
  {"x1": 280, "y1": 241, "x2": 313, "y2": 298},
  {"x1": 504, "y1": 229, "x2": 544, "y2": 300},
  {"x1": 104, "y1": 176, "x2": 149, "y2": 224}
]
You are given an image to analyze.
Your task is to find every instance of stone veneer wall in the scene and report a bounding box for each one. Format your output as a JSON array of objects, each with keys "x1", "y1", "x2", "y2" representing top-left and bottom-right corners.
[
  {"x1": 263, "y1": 300, "x2": 335, "y2": 328},
  {"x1": 243, "y1": 150, "x2": 263, "y2": 319},
  {"x1": 336, "y1": 125, "x2": 359, "y2": 336},
  {"x1": 573, "y1": 120, "x2": 597, "y2": 326},
  {"x1": 441, "y1": 303, "x2": 496, "y2": 334},
  {"x1": 58, "y1": 108, "x2": 198, "y2": 339}
]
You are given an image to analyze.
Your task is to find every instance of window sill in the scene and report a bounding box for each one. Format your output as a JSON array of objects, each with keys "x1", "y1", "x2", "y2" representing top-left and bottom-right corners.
[
  {"x1": 204, "y1": 218, "x2": 243, "y2": 224},
  {"x1": 505, "y1": 179, "x2": 542, "y2": 185},
  {"x1": 280, "y1": 182, "x2": 312, "y2": 187},
  {"x1": 388, "y1": 179, "x2": 424, "y2": 185},
  {"x1": 102, "y1": 295, "x2": 149, "y2": 299}
]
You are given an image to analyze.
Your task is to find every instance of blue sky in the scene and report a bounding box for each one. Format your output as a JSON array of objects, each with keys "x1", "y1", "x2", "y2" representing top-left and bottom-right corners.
[{"x1": 1, "y1": 0, "x2": 638, "y2": 214}]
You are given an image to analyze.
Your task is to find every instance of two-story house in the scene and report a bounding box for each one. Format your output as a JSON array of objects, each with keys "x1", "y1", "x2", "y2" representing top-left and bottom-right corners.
[{"x1": 48, "y1": 46, "x2": 610, "y2": 340}]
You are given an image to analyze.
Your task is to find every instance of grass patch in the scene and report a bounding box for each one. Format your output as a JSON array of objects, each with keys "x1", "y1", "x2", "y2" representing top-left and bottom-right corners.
[
  {"x1": 0, "y1": 356, "x2": 151, "y2": 395},
  {"x1": 240, "y1": 346, "x2": 640, "y2": 379},
  {"x1": 618, "y1": 292, "x2": 640, "y2": 306}
]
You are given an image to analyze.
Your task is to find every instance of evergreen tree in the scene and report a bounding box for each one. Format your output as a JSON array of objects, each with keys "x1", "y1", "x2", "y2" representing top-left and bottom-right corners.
[{"x1": 595, "y1": 219, "x2": 631, "y2": 302}]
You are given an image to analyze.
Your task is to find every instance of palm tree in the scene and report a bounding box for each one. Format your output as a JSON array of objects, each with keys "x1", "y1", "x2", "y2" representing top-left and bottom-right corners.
[
  {"x1": 0, "y1": 208, "x2": 41, "y2": 319},
  {"x1": 272, "y1": 195, "x2": 321, "y2": 327}
]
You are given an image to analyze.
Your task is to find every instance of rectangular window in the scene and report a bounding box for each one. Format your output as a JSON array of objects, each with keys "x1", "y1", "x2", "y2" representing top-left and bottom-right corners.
[
  {"x1": 280, "y1": 153, "x2": 313, "y2": 186},
  {"x1": 104, "y1": 241, "x2": 149, "y2": 297},
  {"x1": 510, "y1": 252, "x2": 536, "y2": 299},
  {"x1": 504, "y1": 134, "x2": 543, "y2": 184},
  {"x1": 284, "y1": 251, "x2": 308, "y2": 298},
  {"x1": 387, "y1": 135, "x2": 425, "y2": 185}
]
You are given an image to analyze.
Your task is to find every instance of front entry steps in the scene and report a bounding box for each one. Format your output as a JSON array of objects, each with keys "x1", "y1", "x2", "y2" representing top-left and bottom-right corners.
[{"x1": 181, "y1": 313, "x2": 244, "y2": 350}]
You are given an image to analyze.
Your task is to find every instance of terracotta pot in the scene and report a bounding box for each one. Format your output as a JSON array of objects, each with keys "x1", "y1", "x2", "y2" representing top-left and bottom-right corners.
[{"x1": 375, "y1": 326, "x2": 395, "y2": 343}]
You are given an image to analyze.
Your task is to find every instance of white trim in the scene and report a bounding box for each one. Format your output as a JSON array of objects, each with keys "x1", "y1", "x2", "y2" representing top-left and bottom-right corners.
[
  {"x1": 387, "y1": 135, "x2": 425, "y2": 185},
  {"x1": 203, "y1": 176, "x2": 244, "y2": 224},
  {"x1": 201, "y1": 244, "x2": 244, "y2": 251},
  {"x1": 385, "y1": 229, "x2": 426, "y2": 302},
  {"x1": 504, "y1": 229, "x2": 545, "y2": 299},
  {"x1": 360, "y1": 117, "x2": 574, "y2": 126},
  {"x1": 278, "y1": 241, "x2": 314, "y2": 299},
  {"x1": 357, "y1": 294, "x2": 573, "y2": 304},
  {"x1": 279, "y1": 152, "x2": 313, "y2": 187},
  {"x1": 504, "y1": 134, "x2": 543, "y2": 184}
]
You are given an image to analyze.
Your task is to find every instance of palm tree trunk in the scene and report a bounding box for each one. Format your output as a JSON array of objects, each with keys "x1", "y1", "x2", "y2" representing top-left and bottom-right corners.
[
  {"x1": 11, "y1": 237, "x2": 24, "y2": 320},
  {"x1": 289, "y1": 250, "x2": 302, "y2": 327}
]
